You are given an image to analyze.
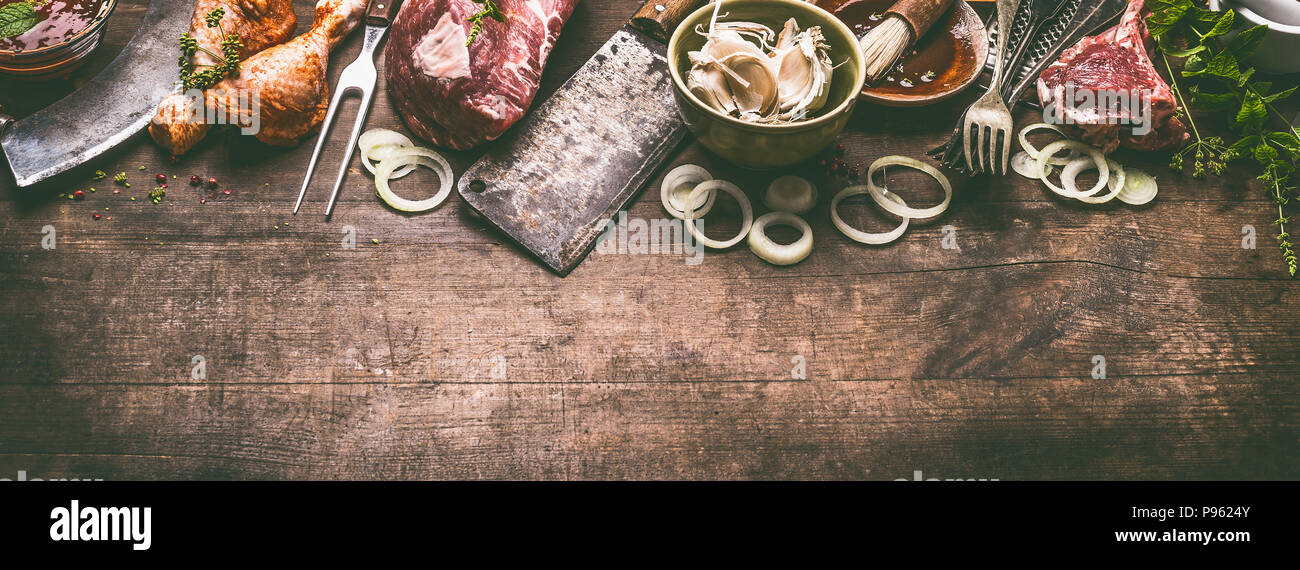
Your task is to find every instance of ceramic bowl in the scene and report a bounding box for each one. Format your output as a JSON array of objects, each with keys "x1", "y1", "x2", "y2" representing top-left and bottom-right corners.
[
  {"x1": 1210, "y1": 0, "x2": 1300, "y2": 74},
  {"x1": 0, "y1": 0, "x2": 117, "y2": 81},
  {"x1": 668, "y1": 0, "x2": 868, "y2": 169}
]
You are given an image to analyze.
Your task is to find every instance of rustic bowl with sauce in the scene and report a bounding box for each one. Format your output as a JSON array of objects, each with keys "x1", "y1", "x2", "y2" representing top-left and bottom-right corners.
[
  {"x1": 818, "y1": 0, "x2": 987, "y2": 107},
  {"x1": 0, "y1": 0, "x2": 117, "y2": 81},
  {"x1": 668, "y1": 0, "x2": 868, "y2": 169}
]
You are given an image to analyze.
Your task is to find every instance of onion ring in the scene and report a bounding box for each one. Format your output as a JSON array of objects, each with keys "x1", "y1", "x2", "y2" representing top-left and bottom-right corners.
[
  {"x1": 684, "y1": 179, "x2": 753, "y2": 249},
  {"x1": 748, "y1": 211, "x2": 813, "y2": 265},
  {"x1": 374, "y1": 147, "x2": 454, "y2": 213},
  {"x1": 865, "y1": 156, "x2": 952, "y2": 222},
  {"x1": 660, "y1": 164, "x2": 716, "y2": 219},
  {"x1": 1117, "y1": 168, "x2": 1158, "y2": 205},
  {"x1": 359, "y1": 129, "x2": 416, "y2": 179},
  {"x1": 1018, "y1": 123, "x2": 1077, "y2": 166},
  {"x1": 831, "y1": 185, "x2": 910, "y2": 245},
  {"x1": 763, "y1": 175, "x2": 818, "y2": 214},
  {"x1": 1036, "y1": 140, "x2": 1108, "y2": 200},
  {"x1": 1011, "y1": 151, "x2": 1048, "y2": 179},
  {"x1": 1071, "y1": 158, "x2": 1126, "y2": 205}
]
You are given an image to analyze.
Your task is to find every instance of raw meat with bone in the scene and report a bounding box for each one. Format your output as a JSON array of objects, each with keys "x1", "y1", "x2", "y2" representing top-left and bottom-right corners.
[
  {"x1": 1036, "y1": 0, "x2": 1188, "y2": 153},
  {"x1": 384, "y1": 0, "x2": 580, "y2": 150}
]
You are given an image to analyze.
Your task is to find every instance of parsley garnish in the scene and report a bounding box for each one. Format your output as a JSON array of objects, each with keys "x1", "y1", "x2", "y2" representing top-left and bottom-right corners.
[
  {"x1": 178, "y1": 8, "x2": 245, "y2": 91},
  {"x1": 466, "y1": 0, "x2": 505, "y2": 47},
  {"x1": 1149, "y1": 0, "x2": 1299, "y2": 276}
]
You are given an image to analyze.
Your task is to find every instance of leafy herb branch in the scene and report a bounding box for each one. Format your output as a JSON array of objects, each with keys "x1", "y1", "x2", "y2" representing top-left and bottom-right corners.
[
  {"x1": 1149, "y1": 0, "x2": 1299, "y2": 276},
  {"x1": 178, "y1": 8, "x2": 245, "y2": 91},
  {"x1": 466, "y1": 0, "x2": 505, "y2": 47},
  {"x1": 0, "y1": 0, "x2": 51, "y2": 40}
]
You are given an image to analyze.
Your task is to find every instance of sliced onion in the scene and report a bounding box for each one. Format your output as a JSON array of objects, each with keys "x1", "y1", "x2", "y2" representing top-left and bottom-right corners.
[
  {"x1": 360, "y1": 129, "x2": 416, "y2": 179},
  {"x1": 748, "y1": 212, "x2": 813, "y2": 265},
  {"x1": 1072, "y1": 158, "x2": 1125, "y2": 205},
  {"x1": 865, "y1": 156, "x2": 952, "y2": 222},
  {"x1": 763, "y1": 175, "x2": 818, "y2": 214},
  {"x1": 1036, "y1": 140, "x2": 1107, "y2": 200},
  {"x1": 831, "y1": 185, "x2": 909, "y2": 245},
  {"x1": 1019, "y1": 122, "x2": 1077, "y2": 166},
  {"x1": 1117, "y1": 168, "x2": 1158, "y2": 205},
  {"x1": 374, "y1": 147, "x2": 454, "y2": 213},
  {"x1": 661, "y1": 164, "x2": 715, "y2": 219},
  {"x1": 684, "y1": 179, "x2": 753, "y2": 249},
  {"x1": 360, "y1": 128, "x2": 413, "y2": 150},
  {"x1": 1010, "y1": 151, "x2": 1044, "y2": 179}
]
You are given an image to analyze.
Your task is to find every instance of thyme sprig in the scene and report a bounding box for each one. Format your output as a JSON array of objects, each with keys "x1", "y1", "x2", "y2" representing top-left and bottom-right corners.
[
  {"x1": 178, "y1": 8, "x2": 245, "y2": 91},
  {"x1": 1149, "y1": 0, "x2": 1300, "y2": 276},
  {"x1": 466, "y1": 0, "x2": 505, "y2": 47}
]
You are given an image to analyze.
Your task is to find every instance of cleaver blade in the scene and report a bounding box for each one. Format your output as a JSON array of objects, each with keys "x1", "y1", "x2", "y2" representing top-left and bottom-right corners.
[
  {"x1": 457, "y1": 1, "x2": 707, "y2": 276},
  {"x1": 1, "y1": 0, "x2": 191, "y2": 188}
]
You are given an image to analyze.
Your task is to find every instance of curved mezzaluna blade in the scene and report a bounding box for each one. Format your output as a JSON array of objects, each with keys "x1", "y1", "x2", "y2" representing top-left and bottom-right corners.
[{"x1": 1, "y1": 0, "x2": 191, "y2": 188}]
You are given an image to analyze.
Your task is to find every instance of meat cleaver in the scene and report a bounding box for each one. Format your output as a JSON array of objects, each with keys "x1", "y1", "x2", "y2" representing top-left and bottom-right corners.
[
  {"x1": 457, "y1": 0, "x2": 708, "y2": 276},
  {"x1": 0, "y1": 0, "x2": 191, "y2": 188}
]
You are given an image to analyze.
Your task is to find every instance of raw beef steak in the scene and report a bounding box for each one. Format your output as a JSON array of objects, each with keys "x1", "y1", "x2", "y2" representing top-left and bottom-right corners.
[
  {"x1": 384, "y1": 0, "x2": 580, "y2": 150},
  {"x1": 1037, "y1": 0, "x2": 1187, "y2": 152}
]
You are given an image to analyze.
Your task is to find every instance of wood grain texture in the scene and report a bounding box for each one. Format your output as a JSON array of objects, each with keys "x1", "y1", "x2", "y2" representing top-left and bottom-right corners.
[{"x1": 0, "y1": 0, "x2": 1297, "y2": 480}]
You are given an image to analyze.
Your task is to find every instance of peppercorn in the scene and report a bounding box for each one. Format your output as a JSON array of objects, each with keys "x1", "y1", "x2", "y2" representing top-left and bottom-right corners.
[
  {"x1": 157, "y1": 174, "x2": 166, "y2": 184},
  {"x1": 207, "y1": 177, "x2": 219, "y2": 189},
  {"x1": 73, "y1": 190, "x2": 85, "y2": 200},
  {"x1": 190, "y1": 175, "x2": 201, "y2": 186}
]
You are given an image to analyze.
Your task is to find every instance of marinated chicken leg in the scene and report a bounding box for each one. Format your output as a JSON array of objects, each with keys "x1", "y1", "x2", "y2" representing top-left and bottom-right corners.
[
  {"x1": 149, "y1": 0, "x2": 298, "y2": 156},
  {"x1": 207, "y1": 0, "x2": 366, "y2": 147}
]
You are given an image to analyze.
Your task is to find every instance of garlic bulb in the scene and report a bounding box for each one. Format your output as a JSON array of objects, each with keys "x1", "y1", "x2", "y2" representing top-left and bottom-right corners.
[{"x1": 686, "y1": 15, "x2": 835, "y2": 125}]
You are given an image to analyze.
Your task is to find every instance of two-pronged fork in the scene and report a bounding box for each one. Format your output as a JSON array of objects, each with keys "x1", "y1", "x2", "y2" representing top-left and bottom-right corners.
[{"x1": 295, "y1": 0, "x2": 403, "y2": 217}]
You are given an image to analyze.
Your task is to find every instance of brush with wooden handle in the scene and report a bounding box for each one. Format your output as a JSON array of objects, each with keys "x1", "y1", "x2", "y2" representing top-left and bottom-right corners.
[{"x1": 859, "y1": 0, "x2": 957, "y2": 82}]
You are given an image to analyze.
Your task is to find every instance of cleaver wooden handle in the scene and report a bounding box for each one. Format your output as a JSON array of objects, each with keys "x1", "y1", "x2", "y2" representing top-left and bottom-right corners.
[
  {"x1": 631, "y1": 0, "x2": 710, "y2": 43},
  {"x1": 365, "y1": 0, "x2": 404, "y2": 26}
]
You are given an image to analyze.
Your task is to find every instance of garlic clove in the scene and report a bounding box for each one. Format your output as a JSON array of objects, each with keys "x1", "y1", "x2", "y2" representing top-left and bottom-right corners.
[{"x1": 717, "y1": 52, "x2": 778, "y2": 117}]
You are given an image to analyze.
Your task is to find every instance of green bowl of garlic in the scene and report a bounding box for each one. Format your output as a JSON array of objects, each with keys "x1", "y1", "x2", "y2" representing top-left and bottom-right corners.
[{"x1": 668, "y1": 0, "x2": 866, "y2": 169}]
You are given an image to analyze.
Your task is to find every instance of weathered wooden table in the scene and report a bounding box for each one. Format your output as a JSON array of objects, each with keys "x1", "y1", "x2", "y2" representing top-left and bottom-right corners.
[{"x1": 1, "y1": 0, "x2": 1296, "y2": 480}]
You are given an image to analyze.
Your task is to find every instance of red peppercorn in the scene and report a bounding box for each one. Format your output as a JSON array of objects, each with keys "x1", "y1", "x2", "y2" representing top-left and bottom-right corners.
[
  {"x1": 207, "y1": 177, "x2": 219, "y2": 189},
  {"x1": 93, "y1": 213, "x2": 102, "y2": 220},
  {"x1": 190, "y1": 175, "x2": 201, "y2": 186},
  {"x1": 200, "y1": 198, "x2": 207, "y2": 204},
  {"x1": 223, "y1": 189, "x2": 232, "y2": 195},
  {"x1": 73, "y1": 190, "x2": 85, "y2": 200}
]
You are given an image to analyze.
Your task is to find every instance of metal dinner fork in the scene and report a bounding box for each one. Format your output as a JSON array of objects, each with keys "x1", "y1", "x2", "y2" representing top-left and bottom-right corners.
[
  {"x1": 295, "y1": 0, "x2": 404, "y2": 217},
  {"x1": 963, "y1": 0, "x2": 1022, "y2": 175}
]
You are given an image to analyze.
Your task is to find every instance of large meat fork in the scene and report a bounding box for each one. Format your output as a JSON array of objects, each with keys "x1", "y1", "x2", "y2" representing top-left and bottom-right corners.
[
  {"x1": 295, "y1": 0, "x2": 404, "y2": 217},
  {"x1": 963, "y1": 0, "x2": 1021, "y2": 175}
]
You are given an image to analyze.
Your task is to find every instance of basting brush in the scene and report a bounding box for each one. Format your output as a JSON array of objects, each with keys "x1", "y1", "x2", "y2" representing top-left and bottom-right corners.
[{"x1": 858, "y1": 0, "x2": 957, "y2": 82}]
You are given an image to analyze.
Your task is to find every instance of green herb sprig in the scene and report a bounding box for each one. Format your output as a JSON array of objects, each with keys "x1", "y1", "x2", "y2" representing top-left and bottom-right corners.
[
  {"x1": 466, "y1": 0, "x2": 505, "y2": 47},
  {"x1": 178, "y1": 8, "x2": 245, "y2": 91},
  {"x1": 0, "y1": 0, "x2": 50, "y2": 40},
  {"x1": 1149, "y1": 0, "x2": 1300, "y2": 276}
]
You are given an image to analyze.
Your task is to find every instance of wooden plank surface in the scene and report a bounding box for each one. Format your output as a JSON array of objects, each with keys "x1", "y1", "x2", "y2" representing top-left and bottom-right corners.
[{"x1": 0, "y1": 0, "x2": 1297, "y2": 480}]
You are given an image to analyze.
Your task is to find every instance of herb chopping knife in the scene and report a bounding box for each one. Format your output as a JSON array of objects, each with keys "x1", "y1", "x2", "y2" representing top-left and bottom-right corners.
[
  {"x1": 456, "y1": 0, "x2": 707, "y2": 276},
  {"x1": 0, "y1": 0, "x2": 190, "y2": 188}
]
